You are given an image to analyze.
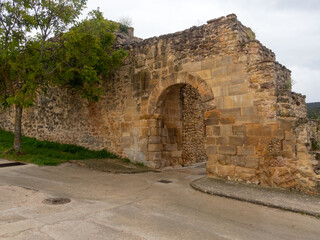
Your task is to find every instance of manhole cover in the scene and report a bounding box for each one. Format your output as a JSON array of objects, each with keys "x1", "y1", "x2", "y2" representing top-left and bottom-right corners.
[
  {"x1": 158, "y1": 180, "x2": 172, "y2": 184},
  {"x1": 0, "y1": 162, "x2": 25, "y2": 168},
  {"x1": 42, "y1": 198, "x2": 71, "y2": 205}
]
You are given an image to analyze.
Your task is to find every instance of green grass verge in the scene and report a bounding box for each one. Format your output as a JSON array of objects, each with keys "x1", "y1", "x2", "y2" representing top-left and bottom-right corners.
[{"x1": 0, "y1": 128, "x2": 117, "y2": 166}]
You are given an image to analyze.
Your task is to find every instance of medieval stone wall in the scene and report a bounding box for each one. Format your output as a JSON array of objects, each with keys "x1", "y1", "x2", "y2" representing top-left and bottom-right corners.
[{"x1": 0, "y1": 14, "x2": 319, "y2": 192}]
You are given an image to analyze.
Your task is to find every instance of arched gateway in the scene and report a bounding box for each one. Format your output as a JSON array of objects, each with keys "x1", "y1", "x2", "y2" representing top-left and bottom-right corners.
[{"x1": 141, "y1": 73, "x2": 215, "y2": 168}]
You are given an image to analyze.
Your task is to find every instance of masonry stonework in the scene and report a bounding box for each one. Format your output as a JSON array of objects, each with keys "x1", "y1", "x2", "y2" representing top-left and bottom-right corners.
[{"x1": 1, "y1": 14, "x2": 319, "y2": 192}]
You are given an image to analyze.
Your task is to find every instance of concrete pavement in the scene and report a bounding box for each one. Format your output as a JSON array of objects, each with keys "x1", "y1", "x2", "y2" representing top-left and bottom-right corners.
[
  {"x1": 1, "y1": 161, "x2": 320, "y2": 239},
  {"x1": 191, "y1": 177, "x2": 320, "y2": 217}
]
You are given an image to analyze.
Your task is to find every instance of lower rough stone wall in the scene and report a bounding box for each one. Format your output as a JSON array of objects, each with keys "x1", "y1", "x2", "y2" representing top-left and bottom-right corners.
[{"x1": 0, "y1": 70, "x2": 131, "y2": 155}]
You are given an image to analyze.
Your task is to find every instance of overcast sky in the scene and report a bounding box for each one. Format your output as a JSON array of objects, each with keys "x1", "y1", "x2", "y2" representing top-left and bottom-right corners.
[{"x1": 83, "y1": 0, "x2": 320, "y2": 103}]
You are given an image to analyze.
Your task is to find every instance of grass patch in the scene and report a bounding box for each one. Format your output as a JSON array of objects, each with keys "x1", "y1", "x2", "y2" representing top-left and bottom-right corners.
[{"x1": 0, "y1": 128, "x2": 117, "y2": 166}]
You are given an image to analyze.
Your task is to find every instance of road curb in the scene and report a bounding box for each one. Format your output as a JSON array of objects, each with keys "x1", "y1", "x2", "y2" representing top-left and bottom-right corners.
[{"x1": 190, "y1": 177, "x2": 320, "y2": 218}]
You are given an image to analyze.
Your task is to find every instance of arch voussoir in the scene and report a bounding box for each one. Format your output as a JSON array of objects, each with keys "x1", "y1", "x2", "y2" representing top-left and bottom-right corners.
[{"x1": 147, "y1": 72, "x2": 215, "y2": 116}]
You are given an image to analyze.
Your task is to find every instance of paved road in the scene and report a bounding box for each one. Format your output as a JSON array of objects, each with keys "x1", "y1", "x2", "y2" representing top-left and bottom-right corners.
[{"x1": 0, "y1": 161, "x2": 320, "y2": 240}]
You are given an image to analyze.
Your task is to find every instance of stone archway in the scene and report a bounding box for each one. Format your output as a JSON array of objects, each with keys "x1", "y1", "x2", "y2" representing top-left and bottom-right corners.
[{"x1": 142, "y1": 72, "x2": 215, "y2": 168}]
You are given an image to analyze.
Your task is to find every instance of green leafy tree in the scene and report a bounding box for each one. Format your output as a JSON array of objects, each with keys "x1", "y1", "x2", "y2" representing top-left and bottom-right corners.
[
  {"x1": 55, "y1": 9, "x2": 127, "y2": 101},
  {"x1": 0, "y1": 0, "x2": 86, "y2": 153}
]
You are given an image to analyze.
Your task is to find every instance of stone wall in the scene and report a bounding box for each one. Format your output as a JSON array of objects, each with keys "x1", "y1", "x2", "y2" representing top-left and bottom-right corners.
[
  {"x1": 0, "y1": 14, "x2": 319, "y2": 192},
  {"x1": 181, "y1": 85, "x2": 207, "y2": 164}
]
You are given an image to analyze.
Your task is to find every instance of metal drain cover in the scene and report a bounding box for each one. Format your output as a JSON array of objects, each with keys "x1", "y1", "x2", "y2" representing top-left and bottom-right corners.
[
  {"x1": 42, "y1": 198, "x2": 71, "y2": 205},
  {"x1": 158, "y1": 180, "x2": 172, "y2": 184}
]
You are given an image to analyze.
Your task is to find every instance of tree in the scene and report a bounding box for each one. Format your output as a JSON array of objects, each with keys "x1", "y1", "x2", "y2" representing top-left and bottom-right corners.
[
  {"x1": 0, "y1": 0, "x2": 86, "y2": 153},
  {"x1": 55, "y1": 9, "x2": 127, "y2": 101}
]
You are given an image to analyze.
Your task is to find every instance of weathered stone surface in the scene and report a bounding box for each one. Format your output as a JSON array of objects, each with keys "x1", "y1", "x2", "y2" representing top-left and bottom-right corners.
[{"x1": 0, "y1": 14, "x2": 318, "y2": 192}]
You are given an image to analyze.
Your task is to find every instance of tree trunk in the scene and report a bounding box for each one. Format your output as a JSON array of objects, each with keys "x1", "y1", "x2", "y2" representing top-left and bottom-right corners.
[{"x1": 13, "y1": 104, "x2": 23, "y2": 153}]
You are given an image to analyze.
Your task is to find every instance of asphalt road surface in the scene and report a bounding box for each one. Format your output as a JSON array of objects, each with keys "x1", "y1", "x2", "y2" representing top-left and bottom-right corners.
[{"x1": 0, "y1": 161, "x2": 320, "y2": 240}]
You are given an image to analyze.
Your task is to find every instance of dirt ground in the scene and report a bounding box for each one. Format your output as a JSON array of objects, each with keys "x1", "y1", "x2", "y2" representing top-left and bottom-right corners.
[{"x1": 69, "y1": 158, "x2": 155, "y2": 174}]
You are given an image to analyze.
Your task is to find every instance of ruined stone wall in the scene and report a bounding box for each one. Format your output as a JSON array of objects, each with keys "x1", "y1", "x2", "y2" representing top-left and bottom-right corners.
[
  {"x1": 0, "y1": 66, "x2": 131, "y2": 154},
  {"x1": 0, "y1": 14, "x2": 318, "y2": 192}
]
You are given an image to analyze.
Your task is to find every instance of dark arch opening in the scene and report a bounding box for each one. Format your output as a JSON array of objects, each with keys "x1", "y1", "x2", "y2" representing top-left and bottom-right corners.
[{"x1": 155, "y1": 83, "x2": 207, "y2": 167}]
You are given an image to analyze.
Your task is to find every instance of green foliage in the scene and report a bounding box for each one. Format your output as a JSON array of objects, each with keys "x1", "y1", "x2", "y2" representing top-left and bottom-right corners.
[
  {"x1": 284, "y1": 77, "x2": 295, "y2": 90},
  {"x1": 55, "y1": 9, "x2": 128, "y2": 101},
  {"x1": 0, "y1": 128, "x2": 116, "y2": 165},
  {"x1": 0, "y1": 0, "x2": 86, "y2": 151},
  {"x1": 0, "y1": 0, "x2": 87, "y2": 109},
  {"x1": 118, "y1": 16, "x2": 132, "y2": 34},
  {"x1": 308, "y1": 111, "x2": 320, "y2": 120},
  {"x1": 312, "y1": 140, "x2": 320, "y2": 151},
  {"x1": 307, "y1": 102, "x2": 320, "y2": 119},
  {"x1": 245, "y1": 27, "x2": 256, "y2": 40}
]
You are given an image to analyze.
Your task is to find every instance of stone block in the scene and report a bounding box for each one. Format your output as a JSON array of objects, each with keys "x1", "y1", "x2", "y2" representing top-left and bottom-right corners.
[
  {"x1": 217, "y1": 154, "x2": 230, "y2": 165},
  {"x1": 244, "y1": 157, "x2": 260, "y2": 169},
  {"x1": 223, "y1": 96, "x2": 234, "y2": 109},
  {"x1": 279, "y1": 119, "x2": 293, "y2": 131},
  {"x1": 140, "y1": 128, "x2": 149, "y2": 138},
  {"x1": 247, "y1": 124, "x2": 271, "y2": 136},
  {"x1": 231, "y1": 73, "x2": 244, "y2": 84},
  {"x1": 206, "y1": 137, "x2": 216, "y2": 145},
  {"x1": 196, "y1": 70, "x2": 212, "y2": 80},
  {"x1": 212, "y1": 86, "x2": 223, "y2": 97},
  {"x1": 229, "y1": 83, "x2": 248, "y2": 96},
  {"x1": 235, "y1": 115, "x2": 260, "y2": 124},
  {"x1": 188, "y1": 61, "x2": 202, "y2": 72},
  {"x1": 207, "y1": 146, "x2": 217, "y2": 154},
  {"x1": 212, "y1": 126, "x2": 221, "y2": 135},
  {"x1": 229, "y1": 136, "x2": 245, "y2": 146},
  {"x1": 217, "y1": 137, "x2": 228, "y2": 145},
  {"x1": 215, "y1": 165, "x2": 236, "y2": 178},
  {"x1": 232, "y1": 125, "x2": 246, "y2": 135},
  {"x1": 241, "y1": 107, "x2": 256, "y2": 116},
  {"x1": 237, "y1": 146, "x2": 255, "y2": 156},
  {"x1": 284, "y1": 131, "x2": 295, "y2": 140},
  {"x1": 205, "y1": 118, "x2": 220, "y2": 126},
  {"x1": 148, "y1": 152, "x2": 162, "y2": 161},
  {"x1": 235, "y1": 166, "x2": 256, "y2": 179},
  {"x1": 233, "y1": 93, "x2": 253, "y2": 108},
  {"x1": 205, "y1": 109, "x2": 221, "y2": 119},
  {"x1": 216, "y1": 56, "x2": 233, "y2": 67},
  {"x1": 215, "y1": 96, "x2": 224, "y2": 109},
  {"x1": 218, "y1": 145, "x2": 237, "y2": 155},
  {"x1": 147, "y1": 119, "x2": 158, "y2": 128},
  {"x1": 231, "y1": 156, "x2": 245, "y2": 167},
  {"x1": 148, "y1": 136, "x2": 161, "y2": 144},
  {"x1": 212, "y1": 67, "x2": 227, "y2": 78},
  {"x1": 207, "y1": 154, "x2": 218, "y2": 164},
  {"x1": 171, "y1": 150, "x2": 182, "y2": 158},
  {"x1": 227, "y1": 64, "x2": 242, "y2": 74},
  {"x1": 220, "y1": 125, "x2": 232, "y2": 135},
  {"x1": 201, "y1": 58, "x2": 216, "y2": 70},
  {"x1": 150, "y1": 127, "x2": 160, "y2": 136},
  {"x1": 220, "y1": 108, "x2": 241, "y2": 117},
  {"x1": 220, "y1": 116, "x2": 235, "y2": 124},
  {"x1": 164, "y1": 143, "x2": 177, "y2": 151},
  {"x1": 148, "y1": 143, "x2": 163, "y2": 152}
]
